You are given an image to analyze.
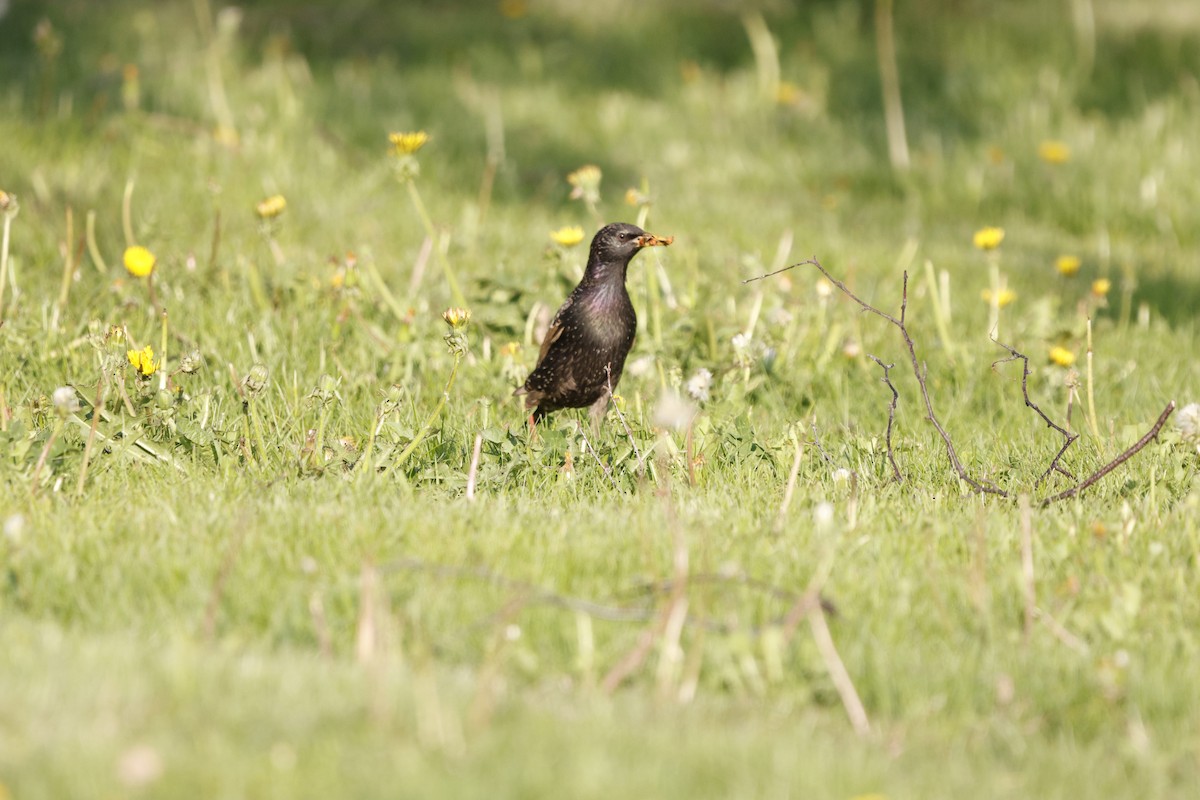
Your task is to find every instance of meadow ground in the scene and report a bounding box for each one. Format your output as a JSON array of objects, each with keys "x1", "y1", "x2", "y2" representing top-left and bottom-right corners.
[{"x1": 2, "y1": 1, "x2": 1200, "y2": 797}]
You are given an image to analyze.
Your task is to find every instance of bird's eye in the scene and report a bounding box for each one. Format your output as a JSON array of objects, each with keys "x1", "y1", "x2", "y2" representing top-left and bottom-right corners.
[{"x1": 620, "y1": 231, "x2": 632, "y2": 240}]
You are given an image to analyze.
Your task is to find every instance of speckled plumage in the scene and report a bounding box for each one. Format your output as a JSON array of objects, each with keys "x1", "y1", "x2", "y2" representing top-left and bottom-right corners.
[{"x1": 516, "y1": 222, "x2": 672, "y2": 426}]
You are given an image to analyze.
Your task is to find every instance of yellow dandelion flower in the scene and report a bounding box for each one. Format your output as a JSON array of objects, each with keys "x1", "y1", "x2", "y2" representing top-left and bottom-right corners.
[
  {"x1": 389, "y1": 130, "x2": 429, "y2": 155},
  {"x1": 442, "y1": 307, "x2": 471, "y2": 329},
  {"x1": 123, "y1": 245, "x2": 156, "y2": 278},
  {"x1": 624, "y1": 187, "x2": 647, "y2": 207},
  {"x1": 973, "y1": 226, "x2": 1005, "y2": 251},
  {"x1": 1091, "y1": 278, "x2": 1111, "y2": 296},
  {"x1": 0, "y1": 189, "x2": 13, "y2": 212},
  {"x1": 126, "y1": 345, "x2": 158, "y2": 376},
  {"x1": 549, "y1": 225, "x2": 584, "y2": 247},
  {"x1": 1038, "y1": 140, "x2": 1071, "y2": 164},
  {"x1": 255, "y1": 194, "x2": 287, "y2": 220},
  {"x1": 1049, "y1": 346, "x2": 1076, "y2": 367},
  {"x1": 981, "y1": 288, "x2": 1017, "y2": 308},
  {"x1": 775, "y1": 80, "x2": 802, "y2": 106},
  {"x1": 1055, "y1": 254, "x2": 1081, "y2": 276},
  {"x1": 566, "y1": 165, "x2": 602, "y2": 201},
  {"x1": 499, "y1": 341, "x2": 521, "y2": 358}
]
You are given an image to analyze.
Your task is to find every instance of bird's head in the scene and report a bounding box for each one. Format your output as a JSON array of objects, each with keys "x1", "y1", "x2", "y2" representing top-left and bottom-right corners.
[{"x1": 588, "y1": 222, "x2": 674, "y2": 267}]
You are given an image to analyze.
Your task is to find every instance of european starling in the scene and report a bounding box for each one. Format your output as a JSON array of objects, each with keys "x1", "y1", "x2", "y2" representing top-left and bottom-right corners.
[{"x1": 516, "y1": 222, "x2": 673, "y2": 428}]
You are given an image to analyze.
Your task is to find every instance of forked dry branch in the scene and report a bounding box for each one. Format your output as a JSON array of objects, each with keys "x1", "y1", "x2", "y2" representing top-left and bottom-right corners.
[{"x1": 746, "y1": 259, "x2": 1175, "y2": 506}]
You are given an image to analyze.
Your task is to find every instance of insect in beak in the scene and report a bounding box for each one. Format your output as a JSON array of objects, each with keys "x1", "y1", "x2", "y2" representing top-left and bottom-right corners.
[{"x1": 636, "y1": 233, "x2": 674, "y2": 248}]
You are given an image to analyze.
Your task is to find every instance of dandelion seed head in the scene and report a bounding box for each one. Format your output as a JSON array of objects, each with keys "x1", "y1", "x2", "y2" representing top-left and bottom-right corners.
[
  {"x1": 51, "y1": 386, "x2": 79, "y2": 415},
  {"x1": 653, "y1": 390, "x2": 696, "y2": 431},
  {"x1": 1176, "y1": 403, "x2": 1200, "y2": 442},
  {"x1": 685, "y1": 368, "x2": 713, "y2": 402}
]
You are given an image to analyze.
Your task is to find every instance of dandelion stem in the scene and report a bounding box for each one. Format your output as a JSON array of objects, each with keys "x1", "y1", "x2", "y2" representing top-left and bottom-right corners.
[
  {"x1": 364, "y1": 257, "x2": 411, "y2": 324},
  {"x1": 405, "y1": 180, "x2": 466, "y2": 307},
  {"x1": 76, "y1": 375, "x2": 107, "y2": 496},
  {"x1": 357, "y1": 406, "x2": 388, "y2": 476},
  {"x1": 249, "y1": 401, "x2": 270, "y2": 467},
  {"x1": 122, "y1": 178, "x2": 136, "y2": 249},
  {"x1": 0, "y1": 206, "x2": 14, "y2": 325},
  {"x1": 923, "y1": 259, "x2": 957, "y2": 364},
  {"x1": 875, "y1": 0, "x2": 910, "y2": 171},
  {"x1": 987, "y1": 259, "x2": 1001, "y2": 341},
  {"x1": 85, "y1": 209, "x2": 108, "y2": 272},
  {"x1": 159, "y1": 311, "x2": 169, "y2": 392},
  {"x1": 390, "y1": 354, "x2": 462, "y2": 472},
  {"x1": 1085, "y1": 317, "x2": 1101, "y2": 442},
  {"x1": 54, "y1": 206, "x2": 75, "y2": 330}
]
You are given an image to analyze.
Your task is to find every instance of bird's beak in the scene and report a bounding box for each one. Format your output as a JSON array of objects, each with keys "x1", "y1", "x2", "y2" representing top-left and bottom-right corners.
[{"x1": 636, "y1": 233, "x2": 674, "y2": 248}]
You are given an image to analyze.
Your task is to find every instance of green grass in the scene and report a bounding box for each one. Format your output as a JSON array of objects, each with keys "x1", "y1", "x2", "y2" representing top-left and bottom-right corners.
[{"x1": 2, "y1": 0, "x2": 1200, "y2": 797}]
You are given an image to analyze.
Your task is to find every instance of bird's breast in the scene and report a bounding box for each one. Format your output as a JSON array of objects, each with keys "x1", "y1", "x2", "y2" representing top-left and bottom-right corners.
[{"x1": 577, "y1": 283, "x2": 635, "y2": 344}]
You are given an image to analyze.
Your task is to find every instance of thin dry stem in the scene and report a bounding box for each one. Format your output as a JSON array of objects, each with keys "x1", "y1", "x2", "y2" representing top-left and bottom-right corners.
[
  {"x1": 808, "y1": 600, "x2": 871, "y2": 737},
  {"x1": 1040, "y1": 401, "x2": 1175, "y2": 507},
  {"x1": 774, "y1": 437, "x2": 804, "y2": 530},
  {"x1": 993, "y1": 342, "x2": 1078, "y2": 486},
  {"x1": 578, "y1": 422, "x2": 620, "y2": 491},
  {"x1": 868, "y1": 355, "x2": 903, "y2": 482},
  {"x1": 751, "y1": 259, "x2": 1004, "y2": 496}
]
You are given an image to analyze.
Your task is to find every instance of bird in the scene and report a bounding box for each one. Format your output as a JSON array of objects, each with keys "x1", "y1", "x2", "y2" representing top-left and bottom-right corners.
[{"x1": 515, "y1": 222, "x2": 673, "y2": 429}]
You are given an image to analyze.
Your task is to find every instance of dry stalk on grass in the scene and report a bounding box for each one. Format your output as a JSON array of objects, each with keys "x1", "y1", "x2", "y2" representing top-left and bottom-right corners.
[
  {"x1": 867, "y1": 355, "x2": 903, "y2": 482},
  {"x1": 746, "y1": 258, "x2": 1175, "y2": 506},
  {"x1": 992, "y1": 342, "x2": 1078, "y2": 486}
]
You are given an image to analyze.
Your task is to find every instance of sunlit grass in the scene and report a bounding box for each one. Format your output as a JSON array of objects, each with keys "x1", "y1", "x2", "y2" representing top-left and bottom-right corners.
[{"x1": 1, "y1": 1, "x2": 1200, "y2": 798}]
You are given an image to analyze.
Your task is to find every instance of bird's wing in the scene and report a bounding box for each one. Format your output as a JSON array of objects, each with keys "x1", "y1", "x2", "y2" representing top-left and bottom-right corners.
[{"x1": 535, "y1": 295, "x2": 574, "y2": 366}]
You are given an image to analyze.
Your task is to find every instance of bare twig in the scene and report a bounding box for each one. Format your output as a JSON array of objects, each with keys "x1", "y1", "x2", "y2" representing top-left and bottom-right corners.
[
  {"x1": 992, "y1": 342, "x2": 1078, "y2": 486},
  {"x1": 1040, "y1": 401, "x2": 1176, "y2": 507},
  {"x1": 808, "y1": 420, "x2": 836, "y2": 466},
  {"x1": 868, "y1": 355, "x2": 903, "y2": 482},
  {"x1": 381, "y1": 556, "x2": 834, "y2": 636},
  {"x1": 578, "y1": 422, "x2": 620, "y2": 491},
  {"x1": 751, "y1": 259, "x2": 1004, "y2": 496},
  {"x1": 383, "y1": 556, "x2": 650, "y2": 623}
]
